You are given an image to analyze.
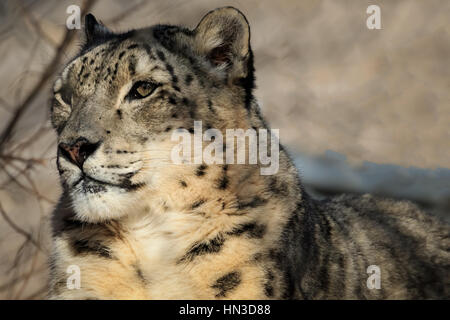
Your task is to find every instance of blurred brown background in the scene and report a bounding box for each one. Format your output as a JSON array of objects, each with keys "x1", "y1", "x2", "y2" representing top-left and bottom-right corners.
[{"x1": 0, "y1": 0, "x2": 449, "y2": 299}]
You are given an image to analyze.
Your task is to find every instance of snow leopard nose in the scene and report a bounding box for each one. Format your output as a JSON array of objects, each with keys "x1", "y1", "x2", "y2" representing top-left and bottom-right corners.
[{"x1": 58, "y1": 137, "x2": 100, "y2": 169}]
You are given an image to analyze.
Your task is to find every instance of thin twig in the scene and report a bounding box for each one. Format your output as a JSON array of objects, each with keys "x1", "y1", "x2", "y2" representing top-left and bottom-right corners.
[
  {"x1": 0, "y1": 0, "x2": 98, "y2": 152},
  {"x1": 10, "y1": 125, "x2": 53, "y2": 155},
  {"x1": 0, "y1": 265, "x2": 47, "y2": 293},
  {"x1": 25, "y1": 285, "x2": 48, "y2": 300},
  {"x1": 14, "y1": 243, "x2": 41, "y2": 299},
  {"x1": 0, "y1": 202, "x2": 41, "y2": 249},
  {"x1": 1, "y1": 163, "x2": 56, "y2": 204},
  {"x1": 18, "y1": 0, "x2": 59, "y2": 47},
  {"x1": 0, "y1": 154, "x2": 47, "y2": 166}
]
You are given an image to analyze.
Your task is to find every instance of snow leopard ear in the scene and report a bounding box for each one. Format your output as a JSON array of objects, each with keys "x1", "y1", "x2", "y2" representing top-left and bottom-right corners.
[
  {"x1": 84, "y1": 14, "x2": 112, "y2": 45},
  {"x1": 194, "y1": 7, "x2": 251, "y2": 78}
]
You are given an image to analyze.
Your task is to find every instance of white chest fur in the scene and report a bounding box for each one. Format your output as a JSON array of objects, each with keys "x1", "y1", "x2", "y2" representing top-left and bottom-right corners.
[{"x1": 122, "y1": 209, "x2": 213, "y2": 299}]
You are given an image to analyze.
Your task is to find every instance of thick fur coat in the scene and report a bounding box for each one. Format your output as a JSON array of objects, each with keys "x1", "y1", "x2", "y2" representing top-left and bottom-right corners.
[{"x1": 48, "y1": 7, "x2": 449, "y2": 299}]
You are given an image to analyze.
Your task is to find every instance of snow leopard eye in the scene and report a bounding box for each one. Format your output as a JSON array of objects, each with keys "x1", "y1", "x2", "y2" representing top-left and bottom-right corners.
[{"x1": 126, "y1": 81, "x2": 159, "y2": 100}]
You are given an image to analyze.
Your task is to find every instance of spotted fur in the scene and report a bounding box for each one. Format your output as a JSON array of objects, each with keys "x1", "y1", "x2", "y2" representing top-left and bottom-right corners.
[{"x1": 49, "y1": 7, "x2": 449, "y2": 299}]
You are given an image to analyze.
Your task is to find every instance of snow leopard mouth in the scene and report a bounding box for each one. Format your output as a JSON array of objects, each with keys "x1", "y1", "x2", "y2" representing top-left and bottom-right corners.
[{"x1": 73, "y1": 174, "x2": 144, "y2": 192}]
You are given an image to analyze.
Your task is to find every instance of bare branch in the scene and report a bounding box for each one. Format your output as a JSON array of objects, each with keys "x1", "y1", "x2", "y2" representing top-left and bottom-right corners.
[
  {"x1": 24, "y1": 285, "x2": 48, "y2": 300},
  {"x1": 10, "y1": 125, "x2": 53, "y2": 155},
  {"x1": 0, "y1": 0, "x2": 98, "y2": 152},
  {"x1": 0, "y1": 202, "x2": 41, "y2": 250},
  {"x1": 0, "y1": 265, "x2": 47, "y2": 293},
  {"x1": 0, "y1": 162, "x2": 56, "y2": 204},
  {"x1": 13, "y1": 244, "x2": 41, "y2": 299},
  {"x1": 17, "y1": 0, "x2": 59, "y2": 47},
  {"x1": 0, "y1": 155, "x2": 47, "y2": 166}
]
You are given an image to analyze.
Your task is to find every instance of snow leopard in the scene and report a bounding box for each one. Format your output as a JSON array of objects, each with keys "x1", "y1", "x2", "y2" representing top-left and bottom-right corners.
[{"x1": 48, "y1": 7, "x2": 449, "y2": 299}]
